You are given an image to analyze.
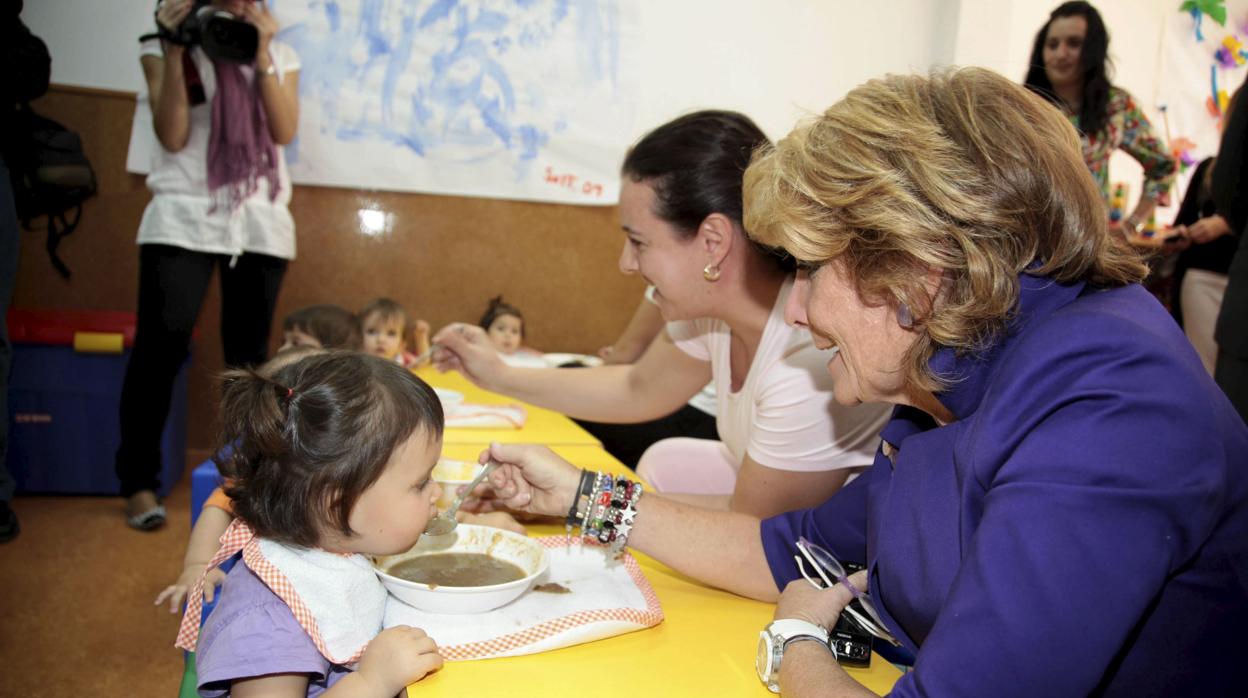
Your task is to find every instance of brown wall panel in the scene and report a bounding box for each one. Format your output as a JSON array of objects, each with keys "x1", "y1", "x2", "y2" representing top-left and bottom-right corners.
[{"x1": 12, "y1": 86, "x2": 645, "y2": 452}]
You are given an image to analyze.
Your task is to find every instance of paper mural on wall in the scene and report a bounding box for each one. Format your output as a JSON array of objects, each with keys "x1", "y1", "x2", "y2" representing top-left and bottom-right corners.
[
  {"x1": 1155, "y1": 0, "x2": 1247, "y2": 195},
  {"x1": 127, "y1": 0, "x2": 637, "y2": 206}
]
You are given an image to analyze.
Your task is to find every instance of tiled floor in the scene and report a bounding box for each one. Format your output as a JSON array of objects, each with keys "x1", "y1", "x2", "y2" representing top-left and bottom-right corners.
[{"x1": 0, "y1": 464, "x2": 196, "y2": 697}]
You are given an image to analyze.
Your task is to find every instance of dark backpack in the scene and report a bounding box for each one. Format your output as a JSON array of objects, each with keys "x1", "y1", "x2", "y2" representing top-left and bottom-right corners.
[{"x1": 8, "y1": 103, "x2": 97, "y2": 279}]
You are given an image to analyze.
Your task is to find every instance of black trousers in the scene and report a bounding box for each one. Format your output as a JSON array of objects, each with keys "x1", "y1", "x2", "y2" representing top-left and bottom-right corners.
[
  {"x1": 574, "y1": 403, "x2": 719, "y2": 470},
  {"x1": 0, "y1": 157, "x2": 18, "y2": 503},
  {"x1": 1216, "y1": 350, "x2": 1248, "y2": 422},
  {"x1": 115, "y1": 244, "x2": 287, "y2": 497}
]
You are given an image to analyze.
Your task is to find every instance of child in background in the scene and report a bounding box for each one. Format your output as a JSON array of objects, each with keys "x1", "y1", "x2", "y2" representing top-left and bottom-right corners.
[
  {"x1": 176, "y1": 352, "x2": 444, "y2": 695},
  {"x1": 479, "y1": 296, "x2": 545, "y2": 368},
  {"x1": 279, "y1": 304, "x2": 362, "y2": 351},
  {"x1": 359, "y1": 298, "x2": 431, "y2": 368}
]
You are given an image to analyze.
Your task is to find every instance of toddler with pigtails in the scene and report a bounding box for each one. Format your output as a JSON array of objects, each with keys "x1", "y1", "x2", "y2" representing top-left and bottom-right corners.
[
  {"x1": 479, "y1": 295, "x2": 545, "y2": 368},
  {"x1": 177, "y1": 351, "x2": 444, "y2": 696}
]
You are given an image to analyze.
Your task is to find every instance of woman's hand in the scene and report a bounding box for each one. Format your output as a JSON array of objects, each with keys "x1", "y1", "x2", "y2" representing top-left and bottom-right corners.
[
  {"x1": 475, "y1": 443, "x2": 582, "y2": 518},
  {"x1": 1188, "y1": 214, "x2": 1233, "y2": 244},
  {"x1": 244, "y1": 1, "x2": 281, "y2": 66},
  {"x1": 356, "y1": 626, "x2": 443, "y2": 695},
  {"x1": 156, "y1": 0, "x2": 194, "y2": 34},
  {"x1": 153, "y1": 564, "x2": 227, "y2": 613},
  {"x1": 773, "y1": 570, "x2": 868, "y2": 629},
  {"x1": 430, "y1": 323, "x2": 508, "y2": 389}
]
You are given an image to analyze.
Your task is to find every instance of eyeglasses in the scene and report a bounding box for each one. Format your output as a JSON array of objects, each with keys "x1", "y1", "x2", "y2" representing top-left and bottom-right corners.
[{"x1": 794, "y1": 537, "x2": 899, "y2": 646}]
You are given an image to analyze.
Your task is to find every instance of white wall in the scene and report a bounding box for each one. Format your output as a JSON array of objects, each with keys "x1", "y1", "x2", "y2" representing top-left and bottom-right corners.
[
  {"x1": 21, "y1": 0, "x2": 157, "y2": 95},
  {"x1": 23, "y1": 0, "x2": 1213, "y2": 217},
  {"x1": 20, "y1": 0, "x2": 958, "y2": 143},
  {"x1": 627, "y1": 0, "x2": 958, "y2": 140},
  {"x1": 953, "y1": 0, "x2": 1180, "y2": 219}
]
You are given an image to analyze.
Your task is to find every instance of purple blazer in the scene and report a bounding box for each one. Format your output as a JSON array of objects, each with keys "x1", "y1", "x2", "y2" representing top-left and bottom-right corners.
[{"x1": 761, "y1": 275, "x2": 1248, "y2": 696}]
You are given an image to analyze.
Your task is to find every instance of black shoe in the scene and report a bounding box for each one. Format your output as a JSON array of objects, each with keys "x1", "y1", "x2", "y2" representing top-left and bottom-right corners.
[{"x1": 0, "y1": 501, "x2": 19, "y2": 543}]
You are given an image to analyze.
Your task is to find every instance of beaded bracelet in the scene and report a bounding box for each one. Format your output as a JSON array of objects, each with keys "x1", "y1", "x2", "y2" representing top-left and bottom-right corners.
[
  {"x1": 605, "y1": 480, "x2": 643, "y2": 554},
  {"x1": 581, "y1": 474, "x2": 643, "y2": 554}
]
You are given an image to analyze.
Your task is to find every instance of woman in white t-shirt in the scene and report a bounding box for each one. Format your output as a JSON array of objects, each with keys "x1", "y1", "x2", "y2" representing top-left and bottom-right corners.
[
  {"x1": 433, "y1": 111, "x2": 890, "y2": 518},
  {"x1": 117, "y1": 0, "x2": 300, "y2": 530}
]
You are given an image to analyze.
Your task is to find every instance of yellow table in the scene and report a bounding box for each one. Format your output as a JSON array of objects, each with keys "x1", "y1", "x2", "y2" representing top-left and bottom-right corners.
[
  {"x1": 415, "y1": 367, "x2": 602, "y2": 447},
  {"x1": 412, "y1": 445, "x2": 902, "y2": 697}
]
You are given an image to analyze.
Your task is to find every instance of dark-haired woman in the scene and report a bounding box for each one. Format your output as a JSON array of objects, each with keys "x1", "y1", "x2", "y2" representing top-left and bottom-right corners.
[
  {"x1": 434, "y1": 111, "x2": 889, "y2": 518},
  {"x1": 1025, "y1": 1, "x2": 1176, "y2": 235},
  {"x1": 118, "y1": 0, "x2": 300, "y2": 530}
]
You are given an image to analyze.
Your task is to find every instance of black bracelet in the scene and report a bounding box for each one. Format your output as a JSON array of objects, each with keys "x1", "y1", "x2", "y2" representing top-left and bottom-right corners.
[{"x1": 565, "y1": 469, "x2": 593, "y2": 527}]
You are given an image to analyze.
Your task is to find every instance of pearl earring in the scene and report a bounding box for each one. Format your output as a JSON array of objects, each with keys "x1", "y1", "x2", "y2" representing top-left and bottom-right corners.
[
  {"x1": 896, "y1": 303, "x2": 914, "y2": 329},
  {"x1": 703, "y1": 264, "x2": 721, "y2": 282}
]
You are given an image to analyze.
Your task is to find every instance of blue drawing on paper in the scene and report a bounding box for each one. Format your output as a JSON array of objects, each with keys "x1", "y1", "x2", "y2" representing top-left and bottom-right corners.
[{"x1": 271, "y1": 0, "x2": 625, "y2": 191}]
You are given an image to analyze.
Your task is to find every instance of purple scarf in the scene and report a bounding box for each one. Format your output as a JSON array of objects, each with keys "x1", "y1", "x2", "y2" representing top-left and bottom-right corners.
[{"x1": 206, "y1": 60, "x2": 281, "y2": 211}]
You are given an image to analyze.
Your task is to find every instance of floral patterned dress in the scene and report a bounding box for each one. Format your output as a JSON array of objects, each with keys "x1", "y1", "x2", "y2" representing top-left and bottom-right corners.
[{"x1": 1068, "y1": 86, "x2": 1177, "y2": 202}]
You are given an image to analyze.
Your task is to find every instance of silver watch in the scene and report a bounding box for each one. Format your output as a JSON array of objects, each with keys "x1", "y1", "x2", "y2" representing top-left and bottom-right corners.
[{"x1": 756, "y1": 619, "x2": 834, "y2": 693}]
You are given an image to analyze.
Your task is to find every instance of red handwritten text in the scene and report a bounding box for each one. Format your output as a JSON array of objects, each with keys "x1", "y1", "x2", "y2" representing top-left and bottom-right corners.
[{"x1": 544, "y1": 167, "x2": 605, "y2": 198}]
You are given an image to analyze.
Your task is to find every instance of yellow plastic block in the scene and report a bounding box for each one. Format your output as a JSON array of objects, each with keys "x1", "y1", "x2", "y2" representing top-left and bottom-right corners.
[{"x1": 73, "y1": 331, "x2": 124, "y2": 354}]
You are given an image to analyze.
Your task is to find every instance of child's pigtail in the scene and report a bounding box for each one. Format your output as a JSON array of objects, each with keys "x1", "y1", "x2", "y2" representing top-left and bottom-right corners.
[{"x1": 215, "y1": 368, "x2": 294, "y2": 481}]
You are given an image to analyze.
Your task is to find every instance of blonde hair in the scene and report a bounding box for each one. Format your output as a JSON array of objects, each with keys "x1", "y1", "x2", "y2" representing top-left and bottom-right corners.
[{"x1": 744, "y1": 67, "x2": 1147, "y2": 392}]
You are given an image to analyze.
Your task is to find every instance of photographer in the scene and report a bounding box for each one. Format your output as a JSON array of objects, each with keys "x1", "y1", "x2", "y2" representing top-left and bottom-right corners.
[{"x1": 118, "y1": 0, "x2": 299, "y2": 530}]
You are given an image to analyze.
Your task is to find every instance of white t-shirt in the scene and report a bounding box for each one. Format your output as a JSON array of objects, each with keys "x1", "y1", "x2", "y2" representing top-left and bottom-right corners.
[
  {"x1": 645, "y1": 285, "x2": 717, "y2": 416},
  {"x1": 667, "y1": 276, "x2": 889, "y2": 473},
  {"x1": 136, "y1": 39, "x2": 299, "y2": 260}
]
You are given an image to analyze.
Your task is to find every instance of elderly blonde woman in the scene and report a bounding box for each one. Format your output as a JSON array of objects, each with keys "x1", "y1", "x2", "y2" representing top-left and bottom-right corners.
[{"x1": 473, "y1": 68, "x2": 1248, "y2": 696}]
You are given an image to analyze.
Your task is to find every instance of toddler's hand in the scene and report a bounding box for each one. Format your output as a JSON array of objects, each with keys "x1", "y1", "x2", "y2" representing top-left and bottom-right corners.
[
  {"x1": 357, "y1": 626, "x2": 443, "y2": 695},
  {"x1": 154, "y1": 564, "x2": 228, "y2": 613}
]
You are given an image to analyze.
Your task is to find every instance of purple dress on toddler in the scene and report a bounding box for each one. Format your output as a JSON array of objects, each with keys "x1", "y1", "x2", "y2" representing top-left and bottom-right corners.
[{"x1": 196, "y1": 561, "x2": 351, "y2": 696}]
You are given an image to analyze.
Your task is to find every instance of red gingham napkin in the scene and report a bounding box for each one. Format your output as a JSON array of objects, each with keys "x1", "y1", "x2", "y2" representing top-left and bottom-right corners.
[
  {"x1": 176, "y1": 519, "x2": 379, "y2": 666},
  {"x1": 384, "y1": 536, "x2": 664, "y2": 660}
]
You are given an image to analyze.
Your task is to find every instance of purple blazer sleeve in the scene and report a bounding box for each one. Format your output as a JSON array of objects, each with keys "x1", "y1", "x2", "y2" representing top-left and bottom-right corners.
[{"x1": 887, "y1": 305, "x2": 1230, "y2": 696}]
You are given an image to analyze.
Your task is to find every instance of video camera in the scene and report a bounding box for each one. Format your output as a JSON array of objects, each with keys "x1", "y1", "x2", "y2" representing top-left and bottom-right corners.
[{"x1": 144, "y1": 1, "x2": 259, "y2": 64}]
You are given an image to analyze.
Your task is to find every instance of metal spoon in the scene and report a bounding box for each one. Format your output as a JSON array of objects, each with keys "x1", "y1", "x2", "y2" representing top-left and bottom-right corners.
[
  {"x1": 424, "y1": 460, "x2": 500, "y2": 536},
  {"x1": 409, "y1": 342, "x2": 440, "y2": 366}
]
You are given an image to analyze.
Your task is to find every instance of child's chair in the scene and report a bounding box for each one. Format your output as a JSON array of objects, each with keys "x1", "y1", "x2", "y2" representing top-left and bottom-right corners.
[{"x1": 179, "y1": 455, "x2": 240, "y2": 697}]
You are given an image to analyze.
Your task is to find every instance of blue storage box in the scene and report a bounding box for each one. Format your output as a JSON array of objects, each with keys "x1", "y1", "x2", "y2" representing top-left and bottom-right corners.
[
  {"x1": 5, "y1": 309, "x2": 189, "y2": 496},
  {"x1": 191, "y1": 457, "x2": 223, "y2": 524}
]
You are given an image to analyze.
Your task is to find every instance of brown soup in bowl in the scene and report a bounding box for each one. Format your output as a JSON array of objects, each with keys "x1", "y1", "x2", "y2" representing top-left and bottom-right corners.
[{"x1": 387, "y1": 552, "x2": 527, "y2": 587}]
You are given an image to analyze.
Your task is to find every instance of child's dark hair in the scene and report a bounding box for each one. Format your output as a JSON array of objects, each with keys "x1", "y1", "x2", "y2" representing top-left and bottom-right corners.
[
  {"x1": 479, "y1": 295, "x2": 524, "y2": 337},
  {"x1": 360, "y1": 297, "x2": 412, "y2": 342},
  {"x1": 360, "y1": 298, "x2": 409, "y2": 329},
  {"x1": 621, "y1": 110, "x2": 792, "y2": 271},
  {"x1": 215, "y1": 351, "x2": 444, "y2": 547},
  {"x1": 282, "y1": 305, "x2": 362, "y2": 350}
]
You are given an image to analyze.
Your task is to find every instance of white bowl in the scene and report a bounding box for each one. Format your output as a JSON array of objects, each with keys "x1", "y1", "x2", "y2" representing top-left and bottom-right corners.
[
  {"x1": 433, "y1": 387, "x2": 464, "y2": 415},
  {"x1": 373, "y1": 524, "x2": 548, "y2": 614},
  {"x1": 430, "y1": 458, "x2": 484, "y2": 510}
]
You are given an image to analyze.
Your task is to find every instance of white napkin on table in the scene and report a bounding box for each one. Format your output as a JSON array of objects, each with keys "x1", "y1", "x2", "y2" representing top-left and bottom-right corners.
[
  {"x1": 444, "y1": 403, "x2": 528, "y2": 429},
  {"x1": 383, "y1": 537, "x2": 664, "y2": 660}
]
